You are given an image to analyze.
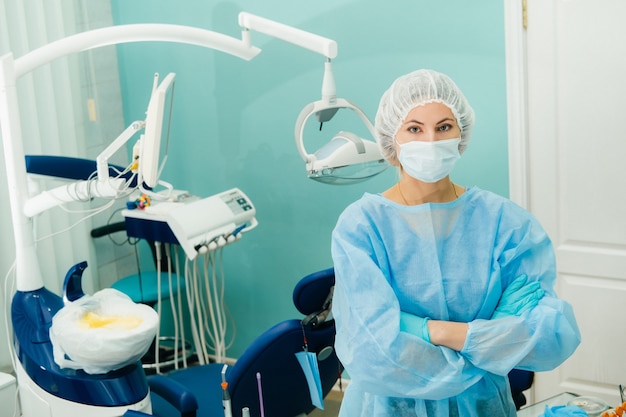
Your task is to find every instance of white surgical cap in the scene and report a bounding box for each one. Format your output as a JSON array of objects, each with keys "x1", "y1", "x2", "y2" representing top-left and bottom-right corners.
[{"x1": 374, "y1": 69, "x2": 475, "y2": 166}]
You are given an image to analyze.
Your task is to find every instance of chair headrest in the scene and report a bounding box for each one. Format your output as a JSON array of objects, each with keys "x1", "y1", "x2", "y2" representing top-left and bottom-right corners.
[{"x1": 292, "y1": 267, "x2": 335, "y2": 317}]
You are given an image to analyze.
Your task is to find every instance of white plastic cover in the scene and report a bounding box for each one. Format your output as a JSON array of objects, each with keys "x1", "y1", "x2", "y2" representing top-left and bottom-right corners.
[{"x1": 49, "y1": 288, "x2": 159, "y2": 374}]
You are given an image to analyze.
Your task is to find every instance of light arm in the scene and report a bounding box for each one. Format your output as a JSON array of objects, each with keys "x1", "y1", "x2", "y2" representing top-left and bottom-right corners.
[
  {"x1": 238, "y1": 12, "x2": 337, "y2": 59},
  {"x1": 15, "y1": 24, "x2": 262, "y2": 78}
]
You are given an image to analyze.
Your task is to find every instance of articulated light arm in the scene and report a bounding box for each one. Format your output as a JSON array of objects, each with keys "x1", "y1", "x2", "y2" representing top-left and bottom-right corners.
[
  {"x1": 239, "y1": 12, "x2": 339, "y2": 104},
  {"x1": 14, "y1": 24, "x2": 261, "y2": 78},
  {"x1": 238, "y1": 12, "x2": 337, "y2": 60}
]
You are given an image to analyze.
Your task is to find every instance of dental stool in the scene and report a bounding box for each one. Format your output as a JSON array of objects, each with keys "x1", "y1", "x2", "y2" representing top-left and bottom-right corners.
[{"x1": 148, "y1": 267, "x2": 342, "y2": 417}]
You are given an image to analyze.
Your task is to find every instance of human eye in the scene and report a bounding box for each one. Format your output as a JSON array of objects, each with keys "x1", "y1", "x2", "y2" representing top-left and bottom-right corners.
[
  {"x1": 437, "y1": 123, "x2": 453, "y2": 132},
  {"x1": 408, "y1": 125, "x2": 421, "y2": 133}
]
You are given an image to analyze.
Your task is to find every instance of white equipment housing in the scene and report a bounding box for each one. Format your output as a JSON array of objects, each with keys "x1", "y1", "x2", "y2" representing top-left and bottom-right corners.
[{"x1": 123, "y1": 188, "x2": 258, "y2": 260}]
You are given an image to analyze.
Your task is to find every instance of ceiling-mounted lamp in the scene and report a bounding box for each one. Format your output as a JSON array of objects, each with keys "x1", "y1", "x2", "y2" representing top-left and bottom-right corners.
[
  {"x1": 239, "y1": 13, "x2": 388, "y2": 184},
  {"x1": 294, "y1": 61, "x2": 388, "y2": 184},
  {"x1": 294, "y1": 96, "x2": 388, "y2": 184}
]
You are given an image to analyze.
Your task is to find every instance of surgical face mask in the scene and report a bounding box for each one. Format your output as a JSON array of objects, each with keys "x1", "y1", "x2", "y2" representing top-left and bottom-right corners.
[{"x1": 397, "y1": 138, "x2": 461, "y2": 183}]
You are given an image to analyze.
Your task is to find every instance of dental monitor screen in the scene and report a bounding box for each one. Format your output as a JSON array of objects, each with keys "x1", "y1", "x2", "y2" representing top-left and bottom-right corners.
[{"x1": 141, "y1": 72, "x2": 175, "y2": 189}]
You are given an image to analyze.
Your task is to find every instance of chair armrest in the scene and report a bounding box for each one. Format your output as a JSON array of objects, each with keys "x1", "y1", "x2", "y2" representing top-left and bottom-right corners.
[{"x1": 148, "y1": 374, "x2": 198, "y2": 417}]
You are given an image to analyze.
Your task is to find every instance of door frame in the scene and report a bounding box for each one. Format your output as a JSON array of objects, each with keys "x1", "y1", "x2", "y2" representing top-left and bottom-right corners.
[{"x1": 504, "y1": 0, "x2": 529, "y2": 209}]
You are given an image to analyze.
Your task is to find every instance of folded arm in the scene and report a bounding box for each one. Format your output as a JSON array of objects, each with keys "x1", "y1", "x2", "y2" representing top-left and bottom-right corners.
[{"x1": 332, "y1": 236, "x2": 486, "y2": 400}]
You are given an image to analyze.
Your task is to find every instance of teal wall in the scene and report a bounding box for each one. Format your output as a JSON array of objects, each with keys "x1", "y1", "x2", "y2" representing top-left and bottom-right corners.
[{"x1": 110, "y1": 0, "x2": 508, "y2": 358}]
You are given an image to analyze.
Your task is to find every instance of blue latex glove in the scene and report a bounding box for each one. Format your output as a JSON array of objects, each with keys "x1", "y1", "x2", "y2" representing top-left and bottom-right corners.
[
  {"x1": 540, "y1": 405, "x2": 588, "y2": 416},
  {"x1": 492, "y1": 274, "x2": 545, "y2": 319},
  {"x1": 399, "y1": 311, "x2": 431, "y2": 343}
]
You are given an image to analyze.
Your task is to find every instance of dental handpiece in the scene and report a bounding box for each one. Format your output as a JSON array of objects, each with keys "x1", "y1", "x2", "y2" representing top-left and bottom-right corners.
[
  {"x1": 222, "y1": 381, "x2": 232, "y2": 417},
  {"x1": 221, "y1": 364, "x2": 232, "y2": 417}
]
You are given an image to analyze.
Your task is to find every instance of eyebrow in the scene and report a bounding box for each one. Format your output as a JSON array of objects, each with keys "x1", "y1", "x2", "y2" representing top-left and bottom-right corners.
[{"x1": 404, "y1": 117, "x2": 456, "y2": 125}]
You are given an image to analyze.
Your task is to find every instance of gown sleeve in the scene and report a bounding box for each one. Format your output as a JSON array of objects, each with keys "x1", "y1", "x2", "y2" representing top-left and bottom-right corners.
[
  {"x1": 460, "y1": 203, "x2": 581, "y2": 375},
  {"x1": 331, "y1": 206, "x2": 487, "y2": 400}
]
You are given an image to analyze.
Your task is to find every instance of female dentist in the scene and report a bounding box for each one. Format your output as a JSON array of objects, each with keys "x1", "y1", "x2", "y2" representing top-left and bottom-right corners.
[{"x1": 331, "y1": 69, "x2": 581, "y2": 416}]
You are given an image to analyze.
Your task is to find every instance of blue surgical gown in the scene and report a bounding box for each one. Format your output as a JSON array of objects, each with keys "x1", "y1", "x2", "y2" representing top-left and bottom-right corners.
[{"x1": 331, "y1": 187, "x2": 581, "y2": 417}]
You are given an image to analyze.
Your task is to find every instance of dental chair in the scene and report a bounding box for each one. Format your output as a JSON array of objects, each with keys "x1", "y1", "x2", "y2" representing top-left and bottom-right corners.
[{"x1": 147, "y1": 267, "x2": 342, "y2": 417}]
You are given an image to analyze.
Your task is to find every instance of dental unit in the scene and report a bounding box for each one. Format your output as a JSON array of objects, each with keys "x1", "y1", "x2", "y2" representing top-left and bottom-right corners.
[{"x1": 0, "y1": 10, "x2": 384, "y2": 417}]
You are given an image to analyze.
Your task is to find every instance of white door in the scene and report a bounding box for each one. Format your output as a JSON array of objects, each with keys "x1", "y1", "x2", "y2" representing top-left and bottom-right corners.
[{"x1": 506, "y1": 0, "x2": 626, "y2": 406}]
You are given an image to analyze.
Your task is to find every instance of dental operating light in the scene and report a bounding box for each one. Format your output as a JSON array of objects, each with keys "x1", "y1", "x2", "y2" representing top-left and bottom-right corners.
[
  {"x1": 239, "y1": 12, "x2": 388, "y2": 184},
  {"x1": 294, "y1": 95, "x2": 388, "y2": 184}
]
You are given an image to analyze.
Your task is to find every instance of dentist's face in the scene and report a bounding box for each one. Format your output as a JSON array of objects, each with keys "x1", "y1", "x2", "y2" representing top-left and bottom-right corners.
[{"x1": 395, "y1": 102, "x2": 460, "y2": 145}]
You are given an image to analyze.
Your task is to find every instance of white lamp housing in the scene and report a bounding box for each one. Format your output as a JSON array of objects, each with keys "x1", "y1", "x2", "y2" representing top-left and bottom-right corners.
[{"x1": 294, "y1": 98, "x2": 388, "y2": 184}]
